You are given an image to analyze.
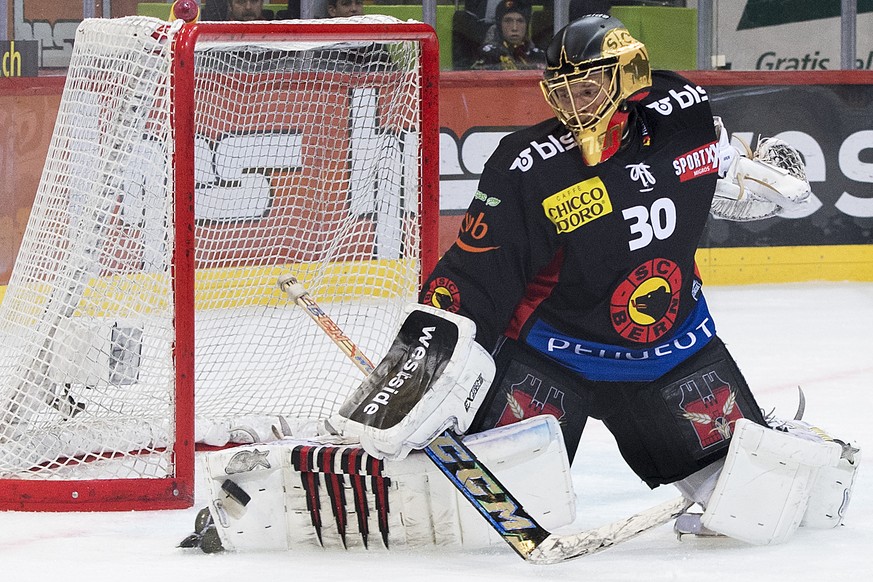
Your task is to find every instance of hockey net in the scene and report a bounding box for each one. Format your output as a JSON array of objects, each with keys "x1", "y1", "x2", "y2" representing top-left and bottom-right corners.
[{"x1": 0, "y1": 15, "x2": 438, "y2": 510}]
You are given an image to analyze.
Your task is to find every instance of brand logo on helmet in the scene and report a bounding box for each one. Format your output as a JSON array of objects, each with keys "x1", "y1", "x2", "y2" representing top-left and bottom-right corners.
[
  {"x1": 542, "y1": 177, "x2": 613, "y2": 233},
  {"x1": 624, "y1": 53, "x2": 650, "y2": 84},
  {"x1": 645, "y1": 84, "x2": 709, "y2": 116},
  {"x1": 602, "y1": 28, "x2": 638, "y2": 56}
]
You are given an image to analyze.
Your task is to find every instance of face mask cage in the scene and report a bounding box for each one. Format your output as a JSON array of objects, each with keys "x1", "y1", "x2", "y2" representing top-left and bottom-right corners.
[
  {"x1": 540, "y1": 62, "x2": 619, "y2": 135},
  {"x1": 540, "y1": 36, "x2": 651, "y2": 165}
]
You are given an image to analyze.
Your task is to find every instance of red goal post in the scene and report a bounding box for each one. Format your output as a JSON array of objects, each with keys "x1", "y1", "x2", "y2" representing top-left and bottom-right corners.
[{"x1": 0, "y1": 15, "x2": 439, "y2": 511}]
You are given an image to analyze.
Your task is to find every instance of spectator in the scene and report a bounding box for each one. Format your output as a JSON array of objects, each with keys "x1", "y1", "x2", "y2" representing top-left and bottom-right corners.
[
  {"x1": 472, "y1": 0, "x2": 545, "y2": 70},
  {"x1": 327, "y1": 0, "x2": 365, "y2": 18},
  {"x1": 226, "y1": 0, "x2": 272, "y2": 21}
]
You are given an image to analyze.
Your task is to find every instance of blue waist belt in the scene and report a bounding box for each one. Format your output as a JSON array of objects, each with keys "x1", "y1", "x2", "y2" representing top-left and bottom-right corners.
[{"x1": 526, "y1": 297, "x2": 715, "y2": 382}]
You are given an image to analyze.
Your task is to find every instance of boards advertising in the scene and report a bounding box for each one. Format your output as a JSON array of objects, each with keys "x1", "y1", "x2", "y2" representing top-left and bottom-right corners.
[
  {"x1": 2, "y1": 70, "x2": 873, "y2": 288},
  {"x1": 714, "y1": 1, "x2": 873, "y2": 71}
]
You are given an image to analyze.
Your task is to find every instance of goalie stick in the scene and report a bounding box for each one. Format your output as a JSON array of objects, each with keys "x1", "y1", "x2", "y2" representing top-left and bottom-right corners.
[{"x1": 277, "y1": 274, "x2": 692, "y2": 564}]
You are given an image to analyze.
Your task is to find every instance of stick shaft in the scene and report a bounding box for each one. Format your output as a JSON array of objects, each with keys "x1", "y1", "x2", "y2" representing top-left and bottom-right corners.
[{"x1": 279, "y1": 275, "x2": 376, "y2": 375}]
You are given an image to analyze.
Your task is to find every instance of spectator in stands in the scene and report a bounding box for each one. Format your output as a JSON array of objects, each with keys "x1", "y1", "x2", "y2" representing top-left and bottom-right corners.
[
  {"x1": 327, "y1": 0, "x2": 365, "y2": 18},
  {"x1": 472, "y1": 0, "x2": 546, "y2": 70},
  {"x1": 226, "y1": 0, "x2": 272, "y2": 21}
]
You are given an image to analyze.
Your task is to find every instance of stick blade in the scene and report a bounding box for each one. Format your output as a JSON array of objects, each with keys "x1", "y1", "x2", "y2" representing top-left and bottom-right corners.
[{"x1": 526, "y1": 497, "x2": 692, "y2": 564}]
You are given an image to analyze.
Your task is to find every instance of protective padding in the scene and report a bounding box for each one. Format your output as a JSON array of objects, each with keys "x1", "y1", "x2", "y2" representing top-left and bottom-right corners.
[
  {"x1": 701, "y1": 419, "x2": 841, "y2": 545},
  {"x1": 203, "y1": 415, "x2": 574, "y2": 552},
  {"x1": 802, "y1": 447, "x2": 861, "y2": 529},
  {"x1": 333, "y1": 303, "x2": 496, "y2": 460}
]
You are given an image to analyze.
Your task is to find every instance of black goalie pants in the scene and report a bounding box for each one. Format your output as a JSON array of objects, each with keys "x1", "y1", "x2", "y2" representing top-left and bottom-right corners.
[{"x1": 469, "y1": 335, "x2": 767, "y2": 488}]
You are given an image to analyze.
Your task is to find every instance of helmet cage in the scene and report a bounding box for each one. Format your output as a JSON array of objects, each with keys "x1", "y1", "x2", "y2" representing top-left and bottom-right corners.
[
  {"x1": 540, "y1": 27, "x2": 651, "y2": 165},
  {"x1": 540, "y1": 59, "x2": 619, "y2": 137}
]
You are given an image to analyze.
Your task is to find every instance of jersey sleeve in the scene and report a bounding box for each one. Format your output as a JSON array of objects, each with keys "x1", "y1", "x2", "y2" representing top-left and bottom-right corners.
[{"x1": 419, "y1": 157, "x2": 557, "y2": 350}]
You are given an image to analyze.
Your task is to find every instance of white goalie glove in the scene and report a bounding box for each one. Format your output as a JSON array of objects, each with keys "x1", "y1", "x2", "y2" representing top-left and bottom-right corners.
[
  {"x1": 711, "y1": 117, "x2": 813, "y2": 221},
  {"x1": 327, "y1": 303, "x2": 496, "y2": 460}
]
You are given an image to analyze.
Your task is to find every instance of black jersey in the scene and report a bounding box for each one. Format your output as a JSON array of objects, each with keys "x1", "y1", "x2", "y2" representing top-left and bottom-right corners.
[{"x1": 421, "y1": 71, "x2": 721, "y2": 383}]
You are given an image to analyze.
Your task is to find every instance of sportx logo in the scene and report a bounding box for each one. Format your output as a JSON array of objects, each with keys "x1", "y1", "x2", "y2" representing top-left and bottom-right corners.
[
  {"x1": 509, "y1": 132, "x2": 577, "y2": 172},
  {"x1": 673, "y1": 141, "x2": 719, "y2": 182},
  {"x1": 645, "y1": 84, "x2": 709, "y2": 116}
]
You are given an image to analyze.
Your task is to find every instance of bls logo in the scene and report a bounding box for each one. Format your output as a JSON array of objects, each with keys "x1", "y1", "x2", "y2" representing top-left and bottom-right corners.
[
  {"x1": 192, "y1": 132, "x2": 303, "y2": 221},
  {"x1": 120, "y1": 87, "x2": 415, "y2": 227},
  {"x1": 645, "y1": 84, "x2": 709, "y2": 116},
  {"x1": 509, "y1": 132, "x2": 577, "y2": 172}
]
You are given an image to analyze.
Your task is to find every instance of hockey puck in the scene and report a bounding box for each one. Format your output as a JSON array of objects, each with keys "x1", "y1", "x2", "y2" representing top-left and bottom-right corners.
[{"x1": 221, "y1": 479, "x2": 251, "y2": 507}]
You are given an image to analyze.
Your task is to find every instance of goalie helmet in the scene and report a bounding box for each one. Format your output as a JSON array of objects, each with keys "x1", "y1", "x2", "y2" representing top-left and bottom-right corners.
[{"x1": 540, "y1": 14, "x2": 651, "y2": 165}]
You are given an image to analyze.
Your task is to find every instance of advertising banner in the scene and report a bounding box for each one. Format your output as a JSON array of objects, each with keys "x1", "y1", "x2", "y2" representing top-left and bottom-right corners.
[
  {"x1": 715, "y1": 1, "x2": 873, "y2": 71},
  {"x1": 2, "y1": 70, "x2": 872, "y2": 288}
]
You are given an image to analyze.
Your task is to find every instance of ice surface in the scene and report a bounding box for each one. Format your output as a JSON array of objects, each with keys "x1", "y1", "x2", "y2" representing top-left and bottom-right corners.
[{"x1": 1, "y1": 282, "x2": 870, "y2": 581}]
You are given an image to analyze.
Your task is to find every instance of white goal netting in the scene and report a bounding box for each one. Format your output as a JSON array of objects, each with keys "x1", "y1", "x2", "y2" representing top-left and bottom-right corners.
[{"x1": 0, "y1": 15, "x2": 436, "y2": 508}]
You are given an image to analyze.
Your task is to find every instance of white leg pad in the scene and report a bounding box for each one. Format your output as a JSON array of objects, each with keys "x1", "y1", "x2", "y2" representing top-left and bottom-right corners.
[
  {"x1": 203, "y1": 414, "x2": 574, "y2": 552},
  {"x1": 802, "y1": 447, "x2": 861, "y2": 528},
  {"x1": 204, "y1": 446, "x2": 289, "y2": 552},
  {"x1": 701, "y1": 418, "x2": 842, "y2": 545}
]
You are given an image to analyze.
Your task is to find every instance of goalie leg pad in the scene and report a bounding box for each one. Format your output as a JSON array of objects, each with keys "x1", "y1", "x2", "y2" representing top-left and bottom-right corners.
[
  {"x1": 201, "y1": 415, "x2": 574, "y2": 552},
  {"x1": 701, "y1": 418, "x2": 842, "y2": 545},
  {"x1": 769, "y1": 418, "x2": 862, "y2": 529},
  {"x1": 802, "y1": 448, "x2": 861, "y2": 528},
  {"x1": 468, "y1": 336, "x2": 592, "y2": 461},
  {"x1": 203, "y1": 446, "x2": 289, "y2": 552},
  {"x1": 330, "y1": 303, "x2": 496, "y2": 460}
]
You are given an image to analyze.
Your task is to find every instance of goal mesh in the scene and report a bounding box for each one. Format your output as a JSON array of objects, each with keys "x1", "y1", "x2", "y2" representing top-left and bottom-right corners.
[{"x1": 0, "y1": 15, "x2": 438, "y2": 510}]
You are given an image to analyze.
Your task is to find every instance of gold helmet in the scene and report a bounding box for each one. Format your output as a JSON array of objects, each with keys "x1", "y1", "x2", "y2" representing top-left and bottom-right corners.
[{"x1": 540, "y1": 14, "x2": 651, "y2": 165}]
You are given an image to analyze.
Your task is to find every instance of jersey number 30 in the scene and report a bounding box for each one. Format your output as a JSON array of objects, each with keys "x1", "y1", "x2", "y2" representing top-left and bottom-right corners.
[{"x1": 622, "y1": 198, "x2": 677, "y2": 252}]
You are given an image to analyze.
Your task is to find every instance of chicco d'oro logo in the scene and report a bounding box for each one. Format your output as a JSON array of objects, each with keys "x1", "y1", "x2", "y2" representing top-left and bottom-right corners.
[
  {"x1": 542, "y1": 177, "x2": 613, "y2": 234},
  {"x1": 610, "y1": 259, "x2": 682, "y2": 343},
  {"x1": 423, "y1": 277, "x2": 461, "y2": 312}
]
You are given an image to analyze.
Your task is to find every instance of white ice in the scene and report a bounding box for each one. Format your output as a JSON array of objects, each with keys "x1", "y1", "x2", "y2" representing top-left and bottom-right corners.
[{"x1": 1, "y1": 282, "x2": 871, "y2": 581}]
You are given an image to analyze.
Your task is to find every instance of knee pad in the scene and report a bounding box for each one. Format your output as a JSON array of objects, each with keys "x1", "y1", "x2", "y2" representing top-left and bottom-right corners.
[{"x1": 603, "y1": 337, "x2": 766, "y2": 487}]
